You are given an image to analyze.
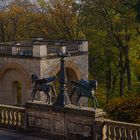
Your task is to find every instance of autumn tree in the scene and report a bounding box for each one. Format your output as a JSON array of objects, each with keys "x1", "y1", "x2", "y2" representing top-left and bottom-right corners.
[
  {"x1": 82, "y1": 0, "x2": 139, "y2": 99},
  {"x1": 45, "y1": 0, "x2": 85, "y2": 40}
]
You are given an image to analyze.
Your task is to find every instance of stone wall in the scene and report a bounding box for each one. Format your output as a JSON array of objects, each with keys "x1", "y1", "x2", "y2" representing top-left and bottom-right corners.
[
  {"x1": 40, "y1": 54, "x2": 89, "y2": 106},
  {"x1": 0, "y1": 102, "x2": 139, "y2": 140},
  {"x1": 0, "y1": 53, "x2": 88, "y2": 106},
  {"x1": 0, "y1": 57, "x2": 40, "y2": 105},
  {"x1": 40, "y1": 54, "x2": 88, "y2": 79},
  {"x1": 25, "y1": 101, "x2": 105, "y2": 140}
]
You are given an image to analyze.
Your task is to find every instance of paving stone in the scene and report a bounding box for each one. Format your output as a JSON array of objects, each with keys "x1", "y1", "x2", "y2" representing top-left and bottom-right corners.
[{"x1": 0, "y1": 128, "x2": 51, "y2": 140}]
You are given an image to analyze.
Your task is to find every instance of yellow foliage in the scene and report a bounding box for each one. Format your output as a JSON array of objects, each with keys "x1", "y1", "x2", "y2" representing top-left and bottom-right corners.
[{"x1": 105, "y1": 96, "x2": 140, "y2": 123}]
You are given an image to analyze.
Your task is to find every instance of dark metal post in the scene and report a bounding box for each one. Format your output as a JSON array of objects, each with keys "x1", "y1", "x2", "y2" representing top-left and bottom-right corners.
[{"x1": 54, "y1": 52, "x2": 71, "y2": 107}]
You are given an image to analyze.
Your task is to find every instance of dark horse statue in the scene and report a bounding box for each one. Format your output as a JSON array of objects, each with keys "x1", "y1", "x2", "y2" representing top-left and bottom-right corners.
[
  {"x1": 70, "y1": 80, "x2": 98, "y2": 109},
  {"x1": 31, "y1": 74, "x2": 57, "y2": 104}
]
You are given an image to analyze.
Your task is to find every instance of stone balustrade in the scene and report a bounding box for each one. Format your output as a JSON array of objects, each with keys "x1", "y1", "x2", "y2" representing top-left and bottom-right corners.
[
  {"x1": 0, "y1": 45, "x2": 12, "y2": 55},
  {"x1": 25, "y1": 101, "x2": 105, "y2": 140},
  {"x1": 0, "y1": 40, "x2": 88, "y2": 58},
  {"x1": 95, "y1": 119, "x2": 140, "y2": 140},
  {"x1": 12, "y1": 46, "x2": 33, "y2": 56},
  {"x1": 0, "y1": 103, "x2": 140, "y2": 140},
  {"x1": 0, "y1": 104, "x2": 25, "y2": 129}
]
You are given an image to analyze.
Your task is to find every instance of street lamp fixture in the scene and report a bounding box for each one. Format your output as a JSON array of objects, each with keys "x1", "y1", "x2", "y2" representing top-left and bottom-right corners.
[{"x1": 54, "y1": 46, "x2": 71, "y2": 107}]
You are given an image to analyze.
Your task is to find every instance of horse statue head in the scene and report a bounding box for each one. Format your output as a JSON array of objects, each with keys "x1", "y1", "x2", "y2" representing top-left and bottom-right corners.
[
  {"x1": 31, "y1": 74, "x2": 38, "y2": 83},
  {"x1": 89, "y1": 80, "x2": 98, "y2": 91}
]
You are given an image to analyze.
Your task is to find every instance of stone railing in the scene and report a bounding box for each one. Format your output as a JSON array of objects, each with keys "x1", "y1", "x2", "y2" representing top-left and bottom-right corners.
[
  {"x1": 0, "y1": 40, "x2": 88, "y2": 58},
  {"x1": 12, "y1": 46, "x2": 33, "y2": 56},
  {"x1": 25, "y1": 101, "x2": 105, "y2": 140},
  {"x1": 0, "y1": 44, "x2": 12, "y2": 55},
  {"x1": 47, "y1": 44, "x2": 79, "y2": 55},
  {"x1": 95, "y1": 119, "x2": 140, "y2": 140},
  {"x1": 0, "y1": 104, "x2": 25, "y2": 129},
  {"x1": 0, "y1": 102, "x2": 140, "y2": 140}
]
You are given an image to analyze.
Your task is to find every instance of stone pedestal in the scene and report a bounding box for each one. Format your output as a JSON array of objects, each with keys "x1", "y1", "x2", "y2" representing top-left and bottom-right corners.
[
  {"x1": 25, "y1": 101, "x2": 105, "y2": 140},
  {"x1": 79, "y1": 41, "x2": 88, "y2": 52},
  {"x1": 33, "y1": 43, "x2": 47, "y2": 57}
]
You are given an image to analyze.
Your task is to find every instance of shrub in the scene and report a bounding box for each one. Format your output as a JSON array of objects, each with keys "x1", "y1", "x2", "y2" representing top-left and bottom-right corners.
[{"x1": 105, "y1": 96, "x2": 140, "y2": 124}]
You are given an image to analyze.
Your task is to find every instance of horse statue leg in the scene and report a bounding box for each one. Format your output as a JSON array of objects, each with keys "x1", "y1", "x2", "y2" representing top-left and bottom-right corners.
[
  {"x1": 75, "y1": 88, "x2": 81, "y2": 108},
  {"x1": 49, "y1": 85, "x2": 57, "y2": 97},
  {"x1": 70, "y1": 87, "x2": 76, "y2": 98},
  {"x1": 76, "y1": 96, "x2": 81, "y2": 108},
  {"x1": 91, "y1": 96, "x2": 98, "y2": 109},
  {"x1": 45, "y1": 92, "x2": 51, "y2": 104},
  {"x1": 94, "y1": 96, "x2": 98, "y2": 108},
  {"x1": 69, "y1": 86, "x2": 77, "y2": 103},
  {"x1": 46, "y1": 95, "x2": 48, "y2": 103},
  {"x1": 48, "y1": 92, "x2": 51, "y2": 104},
  {"x1": 31, "y1": 89, "x2": 36, "y2": 102}
]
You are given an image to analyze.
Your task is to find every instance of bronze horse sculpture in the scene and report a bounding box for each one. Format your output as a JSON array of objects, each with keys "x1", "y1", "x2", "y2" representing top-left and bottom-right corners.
[
  {"x1": 70, "y1": 80, "x2": 98, "y2": 109},
  {"x1": 31, "y1": 74, "x2": 57, "y2": 104}
]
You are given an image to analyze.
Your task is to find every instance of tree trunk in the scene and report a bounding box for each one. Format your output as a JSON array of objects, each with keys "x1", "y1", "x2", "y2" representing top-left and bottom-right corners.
[
  {"x1": 106, "y1": 68, "x2": 112, "y2": 103},
  {"x1": 119, "y1": 47, "x2": 124, "y2": 97},
  {"x1": 120, "y1": 72, "x2": 124, "y2": 97},
  {"x1": 124, "y1": 46, "x2": 131, "y2": 91},
  {"x1": 112, "y1": 75, "x2": 116, "y2": 92},
  {"x1": 106, "y1": 70, "x2": 109, "y2": 103}
]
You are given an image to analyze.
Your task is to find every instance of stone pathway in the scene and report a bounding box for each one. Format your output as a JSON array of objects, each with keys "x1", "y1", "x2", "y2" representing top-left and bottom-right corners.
[{"x1": 0, "y1": 128, "x2": 51, "y2": 140}]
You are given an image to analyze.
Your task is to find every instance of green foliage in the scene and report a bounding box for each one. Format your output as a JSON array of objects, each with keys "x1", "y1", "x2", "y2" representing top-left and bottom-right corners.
[
  {"x1": 88, "y1": 85, "x2": 106, "y2": 108},
  {"x1": 82, "y1": 0, "x2": 140, "y2": 99},
  {"x1": 105, "y1": 96, "x2": 140, "y2": 123},
  {"x1": 135, "y1": 0, "x2": 140, "y2": 21}
]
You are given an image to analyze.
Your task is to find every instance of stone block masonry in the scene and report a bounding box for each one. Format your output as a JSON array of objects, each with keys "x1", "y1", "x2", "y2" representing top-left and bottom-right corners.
[
  {"x1": 0, "y1": 40, "x2": 89, "y2": 106},
  {"x1": 25, "y1": 101, "x2": 105, "y2": 140}
]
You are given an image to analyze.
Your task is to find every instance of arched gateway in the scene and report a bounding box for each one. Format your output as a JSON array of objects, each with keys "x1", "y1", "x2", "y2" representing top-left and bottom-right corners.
[
  {"x1": 0, "y1": 62, "x2": 31, "y2": 105},
  {"x1": 0, "y1": 40, "x2": 88, "y2": 106}
]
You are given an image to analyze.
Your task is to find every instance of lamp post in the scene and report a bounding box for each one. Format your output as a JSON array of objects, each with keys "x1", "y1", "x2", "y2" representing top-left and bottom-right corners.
[{"x1": 54, "y1": 46, "x2": 71, "y2": 107}]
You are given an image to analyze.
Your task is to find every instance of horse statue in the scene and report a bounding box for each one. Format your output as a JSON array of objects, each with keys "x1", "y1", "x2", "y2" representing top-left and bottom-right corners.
[
  {"x1": 70, "y1": 79, "x2": 98, "y2": 109},
  {"x1": 31, "y1": 74, "x2": 57, "y2": 104}
]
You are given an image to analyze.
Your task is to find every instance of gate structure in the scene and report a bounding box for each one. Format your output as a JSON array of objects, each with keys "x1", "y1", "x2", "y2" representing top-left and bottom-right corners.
[{"x1": 0, "y1": 40, "x2": 88, "y2": 106}]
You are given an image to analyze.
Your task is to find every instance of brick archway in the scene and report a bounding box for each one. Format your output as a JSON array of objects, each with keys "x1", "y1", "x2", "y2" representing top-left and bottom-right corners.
[
  {"x1": 49, "y1": 60, "x2": 82, "y2": 80},
  {"x1": 49, "y1": 60, "x2": 83, "y2": 104},
  {"x1": 0, "y1": 62, "x2": 31, "y2": 89}
]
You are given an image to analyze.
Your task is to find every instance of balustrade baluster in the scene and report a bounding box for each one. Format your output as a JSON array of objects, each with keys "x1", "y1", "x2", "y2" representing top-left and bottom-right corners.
[
  {"x1": 17, "y1": 112, "x2": 20, "y2": 127},
  {"x1": 0, "y1": 108, "x2": 2, "y2": 124},
  {"x1": 6, "y1": 109, "x2": 11, "y2": 126},
  {"x1": 126, "y1": 128, "x2": 132, "y2": 140},
  {"x1": 109, "y1": 125, "x2": 115, "y2": 139},
  {"x1": 19, "y1": 112, "x2": 24, "y2": 127},
  {"x1": 120, "y1": 127, "x2": 126, "y2": 140},
  {"x1": 115, "y1": 126, "x2": 121, "y2": 140},
  {"x1": 138, "y1": 130, "x2": 140, "y2": 139},
  {"x1": 106, "y1": 125, "x2": 110, "y2": 140},
  {"x1": 5, "y1": 110, "x2": 9, "y2": 125},
  {"x1": 2, "y1": 109, "x2": 6, "y2": 125},
  {"x1": 131, "y1": 129, "x2": 138, "y2": 140},
  {"x1": 10, "y1": 110, "x2": 14, "y2": 126},
  {"x1": 102, "y1": 125, "x2": 107, "y2": 140},
  {"x1": 14, "y1": 111, "x2": 18, "y2": 126},
  {"x1": 21, "y1": 113, "x2": 24, "y2": 128},
  {"x1": 1, "y1": 109, "x2": 4, "y2": 124},
  {"x1": 18, "y1": 112, "x2": 23, "y2": 127}
]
